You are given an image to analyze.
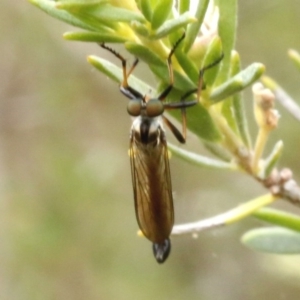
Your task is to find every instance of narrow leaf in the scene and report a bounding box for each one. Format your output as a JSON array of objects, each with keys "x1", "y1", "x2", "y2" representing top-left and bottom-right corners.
[
  {"x1": 124, "y1": 42, "x2": 196, "y2": 91},
  {"x1": 242, "y1": 227, "x2": 300, "y2": 254},
  {"x1": 203, "y1": 141, "x2": 232, "y2": 161},
  {"x1": 84, "y1": 4, "x2": 145, "y2": 23},
  {"x1": 179, "y1": 0, "x2": 190, "y2": 15},
  {"x1": 55, "y1": 0, "x2": 107, "y2": 10},
  {"x1": 167, "y1": 97, "x2": 222, "y2": 142},
  {"x1": 175, "y1": 47, "x2": 198, "y2": 84},
  {"x1": 221, "y1": 97, "x2": 238, "y2": 134},
  {"x1": 151, "y1": 0, "x2": 173, "y2": 30},
  {"x1": 61, "y1": 3, "x2": 145, "y2": 23},
  {"x1": 124, "y1": 42, "x2": 163, "y2": 66},
  {"x1": 138, "y1": 0, "x2": 153, "y2": 22},
  {"x1": 64, "y1": 31, "x2": 127, "y2": 43},
  {"x1": 150, "y1": 65, "x2": 195, "y2": 92},
  {"x1": 229, "y1": 51, "x2": 252, "y2": 148},
  {"x1": 184, "y1": 0, "x2": 209, "y2": 52},
  {"x1": 215, "y1": 0, "x2": 237, "y2": 83},
  {"x1": 89, "y1": 55, "x2": 220, "y2": 142},
  {"x1": 260, "y1": 140, "x2": 283, "y2": 178},
  {"x1": 151, "y1": 12, "x2": 197, "y2": 40},
  {"x1": 201, "y1": 36, "x2": 223, "y2": 87},
  {"x1": 220, "y1": 51, "x2": 240, "y2": 134},
  {"x1": 225, "y1": 193, "x2": 277, "y2": 225},
  {"x1": 87, "y1": 56, "x2": 151, "y2": 93},
  {"x1": 219, "y1": 51, "x2": 250, "y2": 147},
  {"x1": 29, "y1": 0, "x2": 102, "y2": 31},
  {"x1": 168, "y1": 143, "x2": 237, "y2": 170},
  {"x1": 131, "y1": 21, "x2": 150, "y2": 37},
  {"x1": 210, "y1": 63, "x2": 265, "y2": 103},
  {"x1": 253, "y1": 207, "x2": 300, "y2": 232}
]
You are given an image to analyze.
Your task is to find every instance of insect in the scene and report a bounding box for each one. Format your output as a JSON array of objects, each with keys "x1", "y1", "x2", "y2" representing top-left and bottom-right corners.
[{"x1": 100, "y1": 34, "x2": 223, "y2": 263}]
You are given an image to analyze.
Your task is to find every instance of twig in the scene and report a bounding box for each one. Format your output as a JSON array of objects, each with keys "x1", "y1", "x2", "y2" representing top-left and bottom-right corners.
[
  {"x1": 172, "y1": 167, "x2": 300, "y2": 237},
  {"x1": 172, "y1": 193, "x2": 277, "y2": 236},
  {"x1": 262, "y1": 168, "x2": 300, "y2": 205}
]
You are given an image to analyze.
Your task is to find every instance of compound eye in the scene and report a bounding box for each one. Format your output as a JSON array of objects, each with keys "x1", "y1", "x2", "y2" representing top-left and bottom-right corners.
[
  {"x1": 127, "y1": 100, "x2": 142, "y2": 116},
  {"x1": 146, "y1": 99, "x2": 164, "y2": 117}
]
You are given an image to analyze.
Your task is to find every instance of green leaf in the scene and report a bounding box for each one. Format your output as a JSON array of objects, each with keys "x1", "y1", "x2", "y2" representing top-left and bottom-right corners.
[
  {"x1": 220, "y1": 51, "x2": 251, "y2": 148},
  {"x1": 242, "y1": 227, "x2": 300, "y2": 254},
  {"x1": 184, "y1": 0, "x2": 209, "y2": 52},
  {"x1": 174, "y1": 45, "x2": 198, "y2": 83},
  {"x1": 229, "y1": 50, "x2": 240, "y2": 76},
  {"x1": 166, "y1": 96, "x2": 222, "y2": 142},
  {"x1": 151, "y1": 12, "x2": 196, "y2": 39},
  {"x1": 60, "y1": 3, "x2": 145, "y2": 23},
  {"x1": 151, "y1": 0, "x2": 173, "y2": 30},
  {"x1": 210, "y1": 63, "x2": 265, "y2": 103},
  {"x1": 55, "y1": 0, "x2": 107, "y2": 10},
  {"x1": 179, "y1": 0, "x2": 190, "y2": 15},
  {"x1": 215, "y1": 0, "x2": 237, "y2": 83},
  {"x1": 137, "y1": 0, "x2": 153, "y2": 22},
  {"x1": 229, "y1": 51, "x2": 252, "y2": 148},
  {"x1": 168, "y1": 143, "x2": 237, "y2": 170},
  {"x1": 124, "y1": 42, "x2": 164, "y2": 66},
  {"x1": 131, "y1": 21, "x2": 150, "y2": 37},
  {"x1": 203, "y1": 141, "x2": 232, "y2": 161},
  {"x1": 64, "y1": 31, "x2": 127, "y2": 43},
  {"x1": 253, "y1": 207, "x2": 300, "y2": 232},
  {"x1": 260, "y1": 140, "x2": 283, "y2": 178},
  {"x1": 221, "y1": 97, "x2": 238, "y2": 134},
  {"x1": 175, "y1": 51, "x2": 199, "y2": 84},
  {"x1": 233, "y1": 97, "x2": 252, "y2": 148},
  {"x1": 124, "y1": 42, "x2": 196, "y2": 91},
  {"x1": 87, "y1": 56, "x2": 151, "y2": 94},
  {"x1": 29, "y1": 0, "x2": 103, "y2": 31},
  {"x1": 232, "y1": 91, "x2": 252, "y2": 148},
  {"x1": 89, "y1": 54, "x2": 220, "y2": 142},
  {"x1": 201, "y1": 36, "x2": 223, "y2": 87},
  {"x1": 224, "y1": 193, "x2": 277, "y2": 225}
]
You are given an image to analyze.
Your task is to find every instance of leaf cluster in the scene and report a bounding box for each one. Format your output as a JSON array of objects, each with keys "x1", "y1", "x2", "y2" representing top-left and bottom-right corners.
[{"x1": 29, "y1": 0, "x2": 300, "y2": 256}]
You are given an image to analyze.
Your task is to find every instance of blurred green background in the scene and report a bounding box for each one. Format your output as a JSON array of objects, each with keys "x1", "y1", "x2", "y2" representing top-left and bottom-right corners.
[{"x1": 1, "y1": 1, "x2": 300, "y2": 299}]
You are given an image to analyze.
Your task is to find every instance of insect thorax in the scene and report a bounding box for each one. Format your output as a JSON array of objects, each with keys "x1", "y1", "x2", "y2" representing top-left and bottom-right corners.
[{"x1": 131, "y1": 116, "x2": 164, "y2": 145}]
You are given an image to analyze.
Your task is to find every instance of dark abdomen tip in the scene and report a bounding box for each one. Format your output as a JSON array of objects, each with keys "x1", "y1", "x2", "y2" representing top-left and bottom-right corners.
[{"x1": 152, "y1": 239, "x2": 171, "y2": 263}]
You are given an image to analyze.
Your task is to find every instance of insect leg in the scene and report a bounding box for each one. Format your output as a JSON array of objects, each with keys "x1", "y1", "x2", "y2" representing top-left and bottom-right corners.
[
  {"x1": 99, "y1": 43, "x2": 143, "y2": 100},
  {"x1": 164, "y1": 53, "x2": 224, "y2": 141},
  {"x1": 196, "y1": 53, "x2": 224, "y2": 102},
  {"x1": 157, "y1": 33, "x2": 186, "y2": 101}
]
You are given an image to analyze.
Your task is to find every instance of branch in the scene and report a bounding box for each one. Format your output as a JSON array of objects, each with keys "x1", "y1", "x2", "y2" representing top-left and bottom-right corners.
[
  {"x1": 171, "y1": 168, "x2": 300, "y2": 237},
  {"x1": 262, "y1": 168, "x2": 300, "y2": 205},
  {"x1": 172, "y1": 194, "x2": 277, "y2": 236}
]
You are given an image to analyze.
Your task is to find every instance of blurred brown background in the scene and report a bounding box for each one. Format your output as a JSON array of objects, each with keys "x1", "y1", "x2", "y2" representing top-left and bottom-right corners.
[{"x1": 1, "y1": 1, "x2": 300, "y2": 299}]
